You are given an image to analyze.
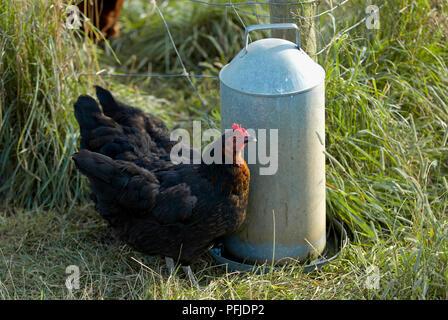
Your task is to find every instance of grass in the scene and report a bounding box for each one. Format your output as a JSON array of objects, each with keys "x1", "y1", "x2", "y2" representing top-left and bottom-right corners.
[
  {"x1": 0, "y1": 0, "x2": 447, "y2": 299},
  {"x1": 0, "y1": 0, "x2": 90, "y2": 208}
]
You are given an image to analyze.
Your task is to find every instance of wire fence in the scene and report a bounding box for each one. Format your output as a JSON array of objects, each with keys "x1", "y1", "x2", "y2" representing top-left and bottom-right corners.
[
  {"x1": 81, "y1": 0, "x2": 383, "y2": 107},
  {"x1": 193, "y1": 0, "x2": 351, "y2": 20}
]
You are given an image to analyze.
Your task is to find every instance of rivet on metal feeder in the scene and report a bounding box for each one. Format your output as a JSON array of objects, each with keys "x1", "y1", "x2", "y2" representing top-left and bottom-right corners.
[{"x1": 218, "y1": 23, "x2": 327, "y2": 265}]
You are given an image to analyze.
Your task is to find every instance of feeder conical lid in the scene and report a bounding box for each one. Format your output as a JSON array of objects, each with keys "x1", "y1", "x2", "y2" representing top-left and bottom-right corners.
[{"x1": 220, "y1": 38, "x2": 325, "y2": 96}]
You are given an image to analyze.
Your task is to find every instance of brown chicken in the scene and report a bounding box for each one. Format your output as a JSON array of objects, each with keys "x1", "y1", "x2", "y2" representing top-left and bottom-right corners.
[
  {"x1": 72, "y1": 87, "x2": 256, "y2": 285},
  {"x1": 77, "y1": 0, "x2": 125, "y2": 39}
]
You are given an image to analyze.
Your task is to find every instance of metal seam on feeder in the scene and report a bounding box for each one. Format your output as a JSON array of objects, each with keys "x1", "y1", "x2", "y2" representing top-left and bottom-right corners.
[{"x1": 220, "y1": 80, "x2": 322, "y2": 97}]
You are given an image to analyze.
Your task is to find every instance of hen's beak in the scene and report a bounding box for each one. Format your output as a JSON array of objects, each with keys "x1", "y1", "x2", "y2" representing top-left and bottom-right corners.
[{"x1": 244, "y1": 135, "x2": 257, "y2": 143}]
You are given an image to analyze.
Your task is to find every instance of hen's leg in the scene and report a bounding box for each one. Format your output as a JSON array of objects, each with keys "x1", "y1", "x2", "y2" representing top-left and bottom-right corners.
[
  {"x1": 182, "y1": 265, "x2": 199, "y2": 288},
  {"x1": 165, "y1": 257, "x2": 175, "y2": 278}
]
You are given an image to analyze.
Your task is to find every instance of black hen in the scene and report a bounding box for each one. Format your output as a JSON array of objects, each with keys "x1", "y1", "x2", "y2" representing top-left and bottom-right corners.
[{"x1": 72, "y1": 87, "x2": 256, "y2": 282}]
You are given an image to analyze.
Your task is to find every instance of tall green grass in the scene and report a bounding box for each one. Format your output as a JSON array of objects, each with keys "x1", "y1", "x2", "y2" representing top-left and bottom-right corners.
[
  {"x1": 322, "y1": 0, "x2": 448, "y2": 235},
  {"x1": 0, "y1": 0, "x2": 95, "y2": 209}
]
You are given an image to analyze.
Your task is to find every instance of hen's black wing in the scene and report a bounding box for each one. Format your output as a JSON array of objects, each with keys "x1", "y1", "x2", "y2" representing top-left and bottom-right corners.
[{"x1": 73, "y1": 150, "x2": 197, "y2": 223}]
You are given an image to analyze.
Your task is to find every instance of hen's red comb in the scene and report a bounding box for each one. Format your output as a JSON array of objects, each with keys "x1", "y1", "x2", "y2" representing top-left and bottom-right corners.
[{"x1": 232, "y1": 123, "x2": 248, "y2": 135}]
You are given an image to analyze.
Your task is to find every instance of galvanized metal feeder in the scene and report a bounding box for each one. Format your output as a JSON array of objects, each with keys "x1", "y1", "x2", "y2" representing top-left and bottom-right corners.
[{"x1": 216, "y1": 23, "x2": 329, "y2": 267}]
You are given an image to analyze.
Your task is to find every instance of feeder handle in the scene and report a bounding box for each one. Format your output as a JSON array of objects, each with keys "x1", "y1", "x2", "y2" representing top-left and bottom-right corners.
[{"x1": 244, "y1": 23, "x2": 301, "y2": 52}]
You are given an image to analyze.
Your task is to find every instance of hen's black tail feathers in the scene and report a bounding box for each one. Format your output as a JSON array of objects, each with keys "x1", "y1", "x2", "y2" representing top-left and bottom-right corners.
[
  {"x1": 93, "y1": 86, "x2": 175, "y2": 156},
  {"x1": 95, "y1": 85, "x2": 121, "y2": 117},
  {"x1": 72, "y1": 149, "x2": 117, "y2": 185},
  {"x1": 74, "y1": 95, "x2": 104, "y2": 149}
]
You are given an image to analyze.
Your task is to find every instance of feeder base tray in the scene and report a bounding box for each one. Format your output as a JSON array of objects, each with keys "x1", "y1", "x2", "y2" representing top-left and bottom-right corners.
[{"x1": 208, "y1": 218, "x2": 348, "y2": 274}]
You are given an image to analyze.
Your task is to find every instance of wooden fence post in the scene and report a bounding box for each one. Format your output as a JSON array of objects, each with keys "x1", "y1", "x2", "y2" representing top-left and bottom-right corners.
[{"x1": 269, "y1": 0, "x2": 318, "y2": 59}]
